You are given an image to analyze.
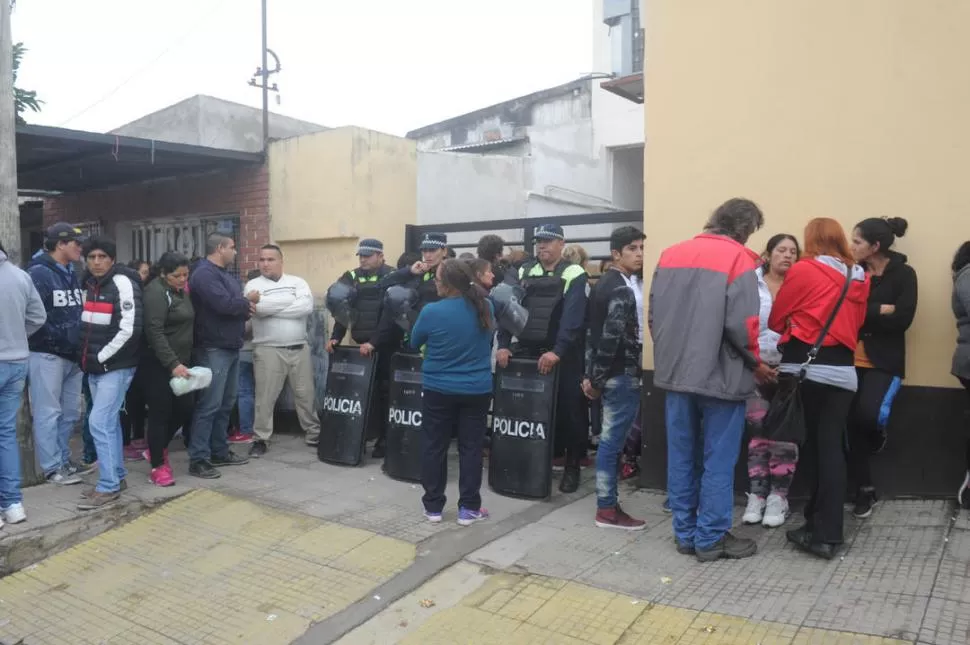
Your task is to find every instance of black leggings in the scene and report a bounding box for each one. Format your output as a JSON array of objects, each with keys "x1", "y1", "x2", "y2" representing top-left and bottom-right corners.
[
  {"x1": 140, "y1": 358, "x2": 195, "y2": 468},
  {"x1": 801, "y1": 380, "x2": 855, "y2": 544},
  {"x1": 847, "y1": 368, "x2": 901, "y2": 491},
  {"x1": 121, "y1": 378, "x2": 147, "y2": 446},
  {"x1": 962, "y1": 378, "x2": 970, "y2": 471}
]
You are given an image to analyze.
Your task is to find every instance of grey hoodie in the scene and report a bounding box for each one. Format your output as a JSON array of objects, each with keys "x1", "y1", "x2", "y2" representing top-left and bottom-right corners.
[
  {"x1": 952, "y1": 265, "x2": 970, "y2": 380},
  {"x1": 0, "y1": 251, "x2": 47, "y2": 361}
]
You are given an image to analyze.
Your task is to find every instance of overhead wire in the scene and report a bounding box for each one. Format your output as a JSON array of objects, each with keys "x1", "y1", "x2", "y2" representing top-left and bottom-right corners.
[{"x1": 59, "y1": 0, "x2": 229, "y2": 127}]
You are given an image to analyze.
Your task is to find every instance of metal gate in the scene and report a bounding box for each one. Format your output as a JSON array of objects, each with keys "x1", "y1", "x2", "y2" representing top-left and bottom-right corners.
[
  {"x1": 405, "y1": 211, "x2": 643, "y2": 265},
  {"x1": 118, "y1": 214, "x2": 241, "y2": 275}
]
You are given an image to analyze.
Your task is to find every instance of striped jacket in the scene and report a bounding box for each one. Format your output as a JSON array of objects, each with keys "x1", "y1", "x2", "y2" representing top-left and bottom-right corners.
[
  {"x1": 80, "y1": 265, "x2": 143, "y2": 374},
  {"x1": 649, "y1": 233, "x2": 761, "y2": 401}
]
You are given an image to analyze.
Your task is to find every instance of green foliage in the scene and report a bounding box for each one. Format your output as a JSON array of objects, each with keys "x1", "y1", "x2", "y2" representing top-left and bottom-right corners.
[{"x1": 13, "y1": 42, "x2": 43, "y2": 124}]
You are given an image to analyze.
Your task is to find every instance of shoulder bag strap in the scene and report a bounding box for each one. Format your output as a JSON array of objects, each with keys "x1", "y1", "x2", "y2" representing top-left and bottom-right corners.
[{"x1": 800, "y1": 264, "x2": 853, "y2": 376}]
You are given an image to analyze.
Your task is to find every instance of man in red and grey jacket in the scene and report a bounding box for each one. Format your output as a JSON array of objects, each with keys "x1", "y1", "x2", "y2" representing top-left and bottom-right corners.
[{"x1": 649, "y1": 198, "x2": 775, "y2": 563}]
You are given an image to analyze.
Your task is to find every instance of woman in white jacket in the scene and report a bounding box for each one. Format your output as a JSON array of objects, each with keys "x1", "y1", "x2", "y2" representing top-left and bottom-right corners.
[{"x1": 743, "y1": 234, "x2": 800, "y2": 528}]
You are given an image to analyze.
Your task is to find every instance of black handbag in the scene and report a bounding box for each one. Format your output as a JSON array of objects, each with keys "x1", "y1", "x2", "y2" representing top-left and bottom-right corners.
[{"x1": 762, "y1": 264, "x2": 852, "y2": 444}]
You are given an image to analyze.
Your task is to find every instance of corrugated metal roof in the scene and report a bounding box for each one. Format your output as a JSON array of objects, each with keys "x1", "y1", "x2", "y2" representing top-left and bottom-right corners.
[{"x1": 439, "y1": 136, "x2": 529, "y2": 153}]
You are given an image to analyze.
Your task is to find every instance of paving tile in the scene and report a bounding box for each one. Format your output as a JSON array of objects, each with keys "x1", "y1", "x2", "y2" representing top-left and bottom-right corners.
[
  {"x1": 918, "y1": 598, "x2": 970, "y2": 645},
  {"x1": 513, "y1": 524, "x2": 639, "y2": 580},
  {"x1": 0, "y1": 490, "x2": 415, "y2": 645},
  {"x1": 677, "y1": 612, "x2": 798, "y2": 644},
  {"x1": 864, "y1": 500, "x2": 953, "y2": 528},
  {"x1": 803, "y1": 591, "x2": 927, "y2": 642},
  {"x1": 828, "y1": 525, "x2": 944, "y2": 596}
]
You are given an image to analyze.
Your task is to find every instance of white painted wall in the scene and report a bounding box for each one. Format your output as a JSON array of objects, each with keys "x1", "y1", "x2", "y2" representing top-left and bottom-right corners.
[{"x1": 591, "y1": 0, "x2": 644, "y2": 152}]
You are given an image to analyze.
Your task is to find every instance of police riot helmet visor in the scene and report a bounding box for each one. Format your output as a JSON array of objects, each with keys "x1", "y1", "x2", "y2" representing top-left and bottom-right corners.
[
  {"x1": 325, "y1": 280, "x2": 357, "y2": 328},
  {"x1": 384, "y1": 285, "x2": 419, "y2": 332}
]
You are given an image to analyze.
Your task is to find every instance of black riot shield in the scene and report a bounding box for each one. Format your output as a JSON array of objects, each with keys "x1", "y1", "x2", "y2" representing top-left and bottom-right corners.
[
  {"x1": 317, "y1": 347, "x2": 378, "y2": 466},
  {"x1": 488, "y1": 358, "x2": 559, "y2": 500},
  {"x1": 383, "y1": 352, "x2": 424, "y2": 482}
]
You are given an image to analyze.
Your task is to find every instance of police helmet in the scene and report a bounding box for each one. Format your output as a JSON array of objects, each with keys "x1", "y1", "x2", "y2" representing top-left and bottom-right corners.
[
  {"x1": 384, "y1": 285, "x2": 419, "y2": 332},
  {"x1": 325, "y1": 280, "x2": 358, "y2": 328},
  {"x1": 489, "y1": 283, "x2": 529, "y2": 336}
]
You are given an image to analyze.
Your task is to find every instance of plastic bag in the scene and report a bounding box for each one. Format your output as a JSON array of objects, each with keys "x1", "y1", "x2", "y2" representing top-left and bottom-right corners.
[{"x1": 169, "y1": 366, "x2": 213, "y2": 397}]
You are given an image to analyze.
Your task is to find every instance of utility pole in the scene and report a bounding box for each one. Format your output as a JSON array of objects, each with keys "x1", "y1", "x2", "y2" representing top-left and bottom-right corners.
[
  {"x1": 1, "y1": 0, "x2": 20, "y2": 265},
  {"x1": 248, "y1": 0, "x2": 280, "y2": 155},
  {"x1": 1, "y1": 0, "x2": 42, "y2": 486},
  {"x1": 260, "y1": 0, "x2": 268, "y2": 150}
]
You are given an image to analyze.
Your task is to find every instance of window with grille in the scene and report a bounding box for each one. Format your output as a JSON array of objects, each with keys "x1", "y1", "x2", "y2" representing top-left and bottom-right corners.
[{"x1": 118, "y1": 214, "x2": 241, "y2": 277}]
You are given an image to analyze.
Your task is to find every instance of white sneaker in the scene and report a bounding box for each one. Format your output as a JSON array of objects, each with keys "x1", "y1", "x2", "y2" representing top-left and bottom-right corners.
[
  {"x1": 742, "y1": 494, "x2": 766, "y2": 524},
  {"x1": 958, "y1": 471, "x2": 970, "y2": 509},
  {"x1": 762, "y1": 494, "x2": 789, "y2": 528},
  {"x1": 1, "y1": 502, "x2": 26, "y2": 524},
  {"x1": 47, "y1": 466, "x2": 82, "y2": 486}
]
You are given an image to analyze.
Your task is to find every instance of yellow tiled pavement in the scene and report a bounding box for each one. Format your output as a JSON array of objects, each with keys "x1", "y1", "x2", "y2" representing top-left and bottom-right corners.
[
  {"x1": 0, "y1": 490, "x2": 415, "y2": 645},
  {"x1": 400, "y1": 572, "x2": 912, "y2": 645}
]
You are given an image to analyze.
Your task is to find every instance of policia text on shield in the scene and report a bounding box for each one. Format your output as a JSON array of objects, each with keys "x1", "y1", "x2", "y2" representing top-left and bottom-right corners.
[{"x1": 496, "y1": 224, "x2": 589, "y2": 494}]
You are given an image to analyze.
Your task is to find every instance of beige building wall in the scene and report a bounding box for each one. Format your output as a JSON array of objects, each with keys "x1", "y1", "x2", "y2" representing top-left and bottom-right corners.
[
  {"x1": 642, "y1": 0, "x2": 970, "y2": 388},
  {"x1": 268, "y1": 126, "x2": 417, "y2": 294}
]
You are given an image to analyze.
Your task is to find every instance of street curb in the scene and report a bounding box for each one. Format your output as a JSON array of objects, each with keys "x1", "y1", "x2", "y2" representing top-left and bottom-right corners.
[
  {"x1": 0, "y1": 494, "x2": 180, "y2": 578},
  {"x1": 294, "y1": 477, "x2": 598, "y2": 645}
]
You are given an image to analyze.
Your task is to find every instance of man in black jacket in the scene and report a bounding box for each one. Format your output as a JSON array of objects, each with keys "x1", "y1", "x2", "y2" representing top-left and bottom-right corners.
[
  {"x1": 326, "y1": 238, "x2": 395, "y2": 458},
  {"x1": 77, "y1": 236, "x2": 143, "y2": 510},
  {"x1": 582, "y1": 226, "x2": 646, "y2": 530}
]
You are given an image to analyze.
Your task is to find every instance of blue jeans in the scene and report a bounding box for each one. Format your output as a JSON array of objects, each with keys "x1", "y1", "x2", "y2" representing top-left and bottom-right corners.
[
  {"x1": 595, "y1": 375, "x2": 642, "y2": 509},
  {"x1": 0, "y1": 361, "x2": 29, "y2": 507},
  {"x1": 238, "y1": 355, "x2": 255, "y2": 435},
  {"x1": 189, "y1": 348, "x2": 239, "y2": 462},
  {"x1": 88, "y1": 368, "x2": 136, "y2": 493},
  {"x1": 665, "y1": 391, "x2": 745, "y2": 550},
  {"x1": 27, "y1": 352, "x2": 83, "y2": 476},
  {"x1": 81, "y1": 375, "x2": 97, "y2": 463}
]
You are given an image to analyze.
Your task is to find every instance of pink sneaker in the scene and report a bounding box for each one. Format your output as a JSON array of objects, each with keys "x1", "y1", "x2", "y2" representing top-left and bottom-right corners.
[
  {"x1": 150, "y1": 465, "x2": 175, "y2": 487},
  {"x1": 124, "y1": 445, "x2": 145, "y2": 461},
  {"x1": 130, "y1": 438, "x2": 148, "y2": 450}
]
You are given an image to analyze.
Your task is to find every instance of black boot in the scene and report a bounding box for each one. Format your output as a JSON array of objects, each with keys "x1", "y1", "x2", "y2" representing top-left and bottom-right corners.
[
  {"x1": 560, "y1": 466, "x2": 580, "y2": 493},
  {"x1": 372, "y1": 438, "x2": 386, "y2": 459}
]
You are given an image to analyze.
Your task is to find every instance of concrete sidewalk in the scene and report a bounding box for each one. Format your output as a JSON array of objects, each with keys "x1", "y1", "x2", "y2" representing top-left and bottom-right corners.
[{"x1": 0, "y1": 434, "x2": 967, "y2": 644}]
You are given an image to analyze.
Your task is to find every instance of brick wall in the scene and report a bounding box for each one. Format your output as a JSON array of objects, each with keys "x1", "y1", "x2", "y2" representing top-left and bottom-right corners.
[{"x1": 43, "y1": 163, "x2": 270, "y2": 272}]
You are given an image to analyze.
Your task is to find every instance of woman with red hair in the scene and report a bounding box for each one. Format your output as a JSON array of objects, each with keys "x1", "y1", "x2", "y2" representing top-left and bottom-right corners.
[{"x1": 768, "y1": 218, "x2": 870, "y2": 559}]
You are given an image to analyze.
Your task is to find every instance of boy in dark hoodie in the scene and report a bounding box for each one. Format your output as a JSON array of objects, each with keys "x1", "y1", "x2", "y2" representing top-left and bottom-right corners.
[{"x1": 26, "y1": 223, "x2": 89, "y2": 486}]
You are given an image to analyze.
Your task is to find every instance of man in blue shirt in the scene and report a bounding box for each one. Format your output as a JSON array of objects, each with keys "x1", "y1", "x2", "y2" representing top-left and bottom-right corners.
[
  {"x1": 187, "y1": 233, "x2": 253, "y2": 478},
  {"x1": 26, "y1": 223, "x2": 89, "y2": 486}
]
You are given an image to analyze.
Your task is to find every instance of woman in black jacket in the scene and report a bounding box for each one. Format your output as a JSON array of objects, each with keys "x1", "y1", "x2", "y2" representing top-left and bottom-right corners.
[
  {"x1": 952, "y1": 242, "x2": 970, "y2": 508},
  {"x1": 847, "y1": 217, "x2": 918, "y2": 518}
]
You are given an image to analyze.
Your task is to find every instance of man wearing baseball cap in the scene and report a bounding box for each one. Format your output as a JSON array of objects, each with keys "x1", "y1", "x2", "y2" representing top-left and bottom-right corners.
[
  {"x1": 495, "y1": 224, "x2": 589, "y2": 493},
  {"x1": 26, "y1": 223, "x2": 89, "y2": 486},
  {"x1": 325, "y1": 238, "x2": 395, "y2": 458}
]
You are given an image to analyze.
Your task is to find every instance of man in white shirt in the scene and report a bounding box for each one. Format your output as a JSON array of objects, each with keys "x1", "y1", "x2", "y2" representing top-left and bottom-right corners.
[{"x1": 244, "y1": 244, "x2": 320, "y2": 456}]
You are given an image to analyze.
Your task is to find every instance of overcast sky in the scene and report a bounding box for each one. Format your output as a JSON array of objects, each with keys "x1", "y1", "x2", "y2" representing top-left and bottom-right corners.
[{"x1": 11, "y1": 0, "x2": 594, "y2": 136}]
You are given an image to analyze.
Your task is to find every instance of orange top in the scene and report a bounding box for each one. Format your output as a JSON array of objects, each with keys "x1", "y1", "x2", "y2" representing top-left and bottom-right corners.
[{"x1": 854, "y1": 341, "x2": 874, "y2": 369}]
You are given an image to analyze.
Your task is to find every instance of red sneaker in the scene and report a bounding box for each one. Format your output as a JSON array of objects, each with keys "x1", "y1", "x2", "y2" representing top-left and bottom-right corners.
[
  {"x1": 130, "y1": 438, "x2": 148, "y2": 451},
  {"x1": 150, "y1": 465, "x2": 175, "y2": 487},
  {"x1": 620, "y1": 462, "x2": 640, "y2": 480},
  {"x1": 579, "y1": 455, "x2": 593, "y2": 468},
  {"x1": 123, "y1": 445, "x2": 145, "y2": 461},
  {"x1": 594, "y1": 505, "x2": 647, "y2": 531},
  {"x1": 142, "y1": 449, "x2": 169, "y2": 465},
  {"x1": 227, "y1": 431, "x2": 254, "y2": 444}
]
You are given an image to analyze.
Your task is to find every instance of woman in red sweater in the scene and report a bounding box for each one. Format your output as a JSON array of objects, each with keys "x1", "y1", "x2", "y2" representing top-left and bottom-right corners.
[{"x1": 768, "y1": 218, "x2": 870, "y2": 559}]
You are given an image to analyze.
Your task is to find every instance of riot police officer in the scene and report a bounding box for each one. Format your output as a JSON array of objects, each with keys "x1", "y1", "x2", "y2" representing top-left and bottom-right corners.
[
  {"x1": 496, "y1": 224, "x2": 589, "y2": 493},
  {"x1": 326, "y1": 238, "x2": 394, "y2": 458},
  {"x1": 379, "y1": 232, "x2": 449, "y2": 329}
]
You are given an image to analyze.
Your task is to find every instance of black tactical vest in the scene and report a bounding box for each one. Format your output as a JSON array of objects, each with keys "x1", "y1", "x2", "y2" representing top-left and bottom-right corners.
[
  {"x1": 518, "y1": 260, "x2": 570, "y2": 347},
  {"x1": 350, "y1": 270, "x2": 383, "y2": 344}
]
